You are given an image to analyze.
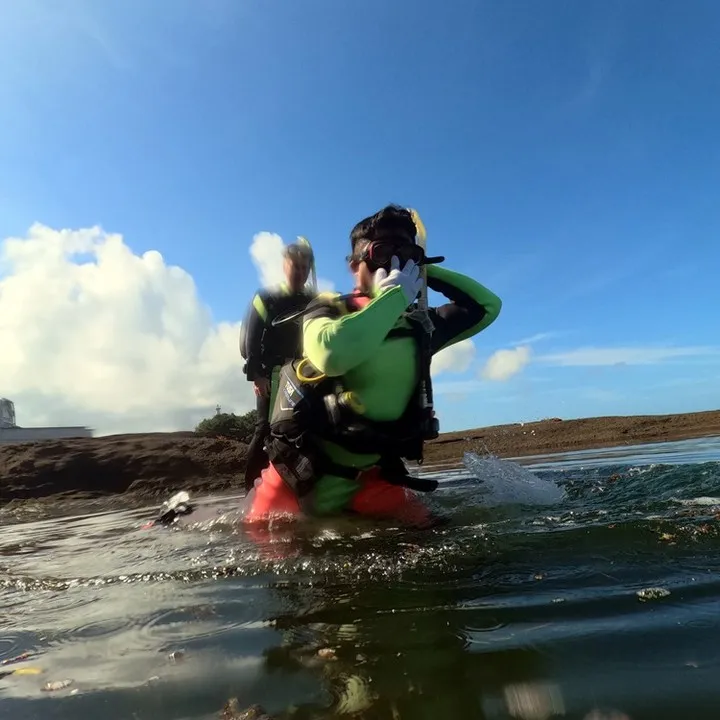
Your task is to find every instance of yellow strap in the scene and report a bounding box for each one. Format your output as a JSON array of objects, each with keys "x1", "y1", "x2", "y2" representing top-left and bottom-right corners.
[{"x1": 252, "y1": 293, "x2": 268, "y2": 321}]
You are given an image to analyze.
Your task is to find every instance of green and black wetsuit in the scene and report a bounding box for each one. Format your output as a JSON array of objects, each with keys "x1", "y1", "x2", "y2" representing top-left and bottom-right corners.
[
  {"x1": 239, "y1": 282, "x2": 316, "y2": 490},
  {"x1": 240, "y1": 283, "x2": 316, "y2": 385},
  {"x1": 274, "y1": 265, "x2": 501, "y2": 514}
]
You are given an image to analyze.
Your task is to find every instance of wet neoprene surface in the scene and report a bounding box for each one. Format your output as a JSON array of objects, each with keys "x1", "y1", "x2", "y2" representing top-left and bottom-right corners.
[
  {"x1": 297, "y1": 265, "x2": 502, "y2": 514},
  {"x1": 239, "y1": 283, "x2": 316, "y2": 381}
]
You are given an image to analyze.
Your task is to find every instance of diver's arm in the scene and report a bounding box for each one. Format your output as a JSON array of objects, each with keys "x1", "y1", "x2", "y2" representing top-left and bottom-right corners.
[
  {"x1": 303, "y1": 287, "x2": 409, "y2": 376},
  {"x1": 426, "y1": 265, "x2": 502, "y2": 353},
  {"x1": 240, "y1": 292, "x2": 270, "y2": 380}
]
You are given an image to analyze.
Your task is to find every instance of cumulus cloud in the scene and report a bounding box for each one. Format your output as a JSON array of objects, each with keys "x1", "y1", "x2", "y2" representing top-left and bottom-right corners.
[
  {"x1": 431, "y1": 338, "x2": 476, "y2": 376},
  {"x1": 481, "y1": 345, "x2": 532, "y2": 381},
  {"x1": 249, "y1": 232, "x2": 287, "y2": 287},
  {"x1": 249, "y1": 231, "x2": 334, "y2": 292},
  {"x1": 0, "y1": 223, "x2": 252, "y2": 435}
]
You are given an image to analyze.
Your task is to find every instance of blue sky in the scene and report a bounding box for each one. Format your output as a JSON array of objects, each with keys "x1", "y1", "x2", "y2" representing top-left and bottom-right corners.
[{"x1": 1, "y1": 0, "x2": 719, "y2": 433}]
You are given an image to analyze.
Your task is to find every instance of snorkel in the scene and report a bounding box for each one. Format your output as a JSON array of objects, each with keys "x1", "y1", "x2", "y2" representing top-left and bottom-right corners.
[
  {"x1": 407, "y1": 209, "x2": 440, "y2": 448},
  {"x1": 296, "y1": 235, "x2": 318, "y2": 293}
]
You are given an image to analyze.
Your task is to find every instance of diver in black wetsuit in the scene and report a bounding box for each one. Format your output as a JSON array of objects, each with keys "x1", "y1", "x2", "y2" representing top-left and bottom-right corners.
[{"x1": 239, "y1": 242, "x2": 316, "y2": 492}]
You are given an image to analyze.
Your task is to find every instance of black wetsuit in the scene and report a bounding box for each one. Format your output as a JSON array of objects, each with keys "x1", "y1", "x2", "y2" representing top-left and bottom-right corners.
[{"x1": 239, "y1": 284, "x2": 315, "y2": 491}]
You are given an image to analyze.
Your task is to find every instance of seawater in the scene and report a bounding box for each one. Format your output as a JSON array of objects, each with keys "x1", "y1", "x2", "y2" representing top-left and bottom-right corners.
[{"x1": 2, "y1": 437, "x2": 720, "y2": 719}]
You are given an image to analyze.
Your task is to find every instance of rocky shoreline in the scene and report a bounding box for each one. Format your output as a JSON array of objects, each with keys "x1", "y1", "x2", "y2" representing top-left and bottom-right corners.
[{"x1": 1, "y1": 409, "x2": 719, "y2": 505}]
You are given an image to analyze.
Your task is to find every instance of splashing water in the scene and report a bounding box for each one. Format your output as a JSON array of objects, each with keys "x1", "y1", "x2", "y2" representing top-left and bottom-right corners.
[{"x1": 462, "y1": 451, "x2": 566, "y2": 506}]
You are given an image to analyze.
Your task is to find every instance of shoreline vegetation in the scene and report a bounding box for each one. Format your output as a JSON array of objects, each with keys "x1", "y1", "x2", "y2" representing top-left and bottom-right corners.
[{"x1": 1, "y1": 408, "x2": 719, "y2": 505}]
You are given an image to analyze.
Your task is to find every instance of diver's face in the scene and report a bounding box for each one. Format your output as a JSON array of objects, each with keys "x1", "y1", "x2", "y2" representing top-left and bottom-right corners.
[
  {"x1": 284, "y1": 257, "x2": 311, "y2": 291},
  {"x1": 353, "y1": 255, "x2": 375, "y2": 293},
  {"x1": 351, "y1": 233, "x2": 421, "y2": 292}
]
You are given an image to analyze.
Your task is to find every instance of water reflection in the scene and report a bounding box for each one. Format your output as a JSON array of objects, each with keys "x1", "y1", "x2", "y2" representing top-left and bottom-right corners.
[{"x1": 259, "y1": 567, "x2": 563, "y2": 718}]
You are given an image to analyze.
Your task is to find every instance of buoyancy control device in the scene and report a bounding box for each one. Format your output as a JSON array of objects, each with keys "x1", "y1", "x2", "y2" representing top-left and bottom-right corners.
[{"x1": 264, "y1": 309, "x2": 439, "y2": 497}]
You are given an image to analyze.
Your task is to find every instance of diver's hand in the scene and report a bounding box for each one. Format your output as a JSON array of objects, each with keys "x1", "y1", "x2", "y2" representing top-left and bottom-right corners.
[{"x1": 373, "y1": 256, "x2": 423, "y2": 305}]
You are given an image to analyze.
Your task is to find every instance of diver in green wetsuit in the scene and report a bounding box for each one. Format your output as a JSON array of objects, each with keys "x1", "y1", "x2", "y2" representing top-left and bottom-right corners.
[{"x1": 264, "y1": 205, "x2": 502, "y2": 518}]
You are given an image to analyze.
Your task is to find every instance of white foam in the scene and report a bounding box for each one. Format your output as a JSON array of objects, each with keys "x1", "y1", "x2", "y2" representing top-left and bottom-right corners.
[{"x1": 671, "y1": 496, "x2": 720, "y2": 507}]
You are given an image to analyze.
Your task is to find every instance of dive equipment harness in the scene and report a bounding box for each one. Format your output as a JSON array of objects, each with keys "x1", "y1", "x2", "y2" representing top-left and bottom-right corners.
[
  {"x1": 265, "y1": 208, "x2": 441, "y2": 500},
  {"x1": 265, "y1": 298, "x2": 440, "y2": 498}
]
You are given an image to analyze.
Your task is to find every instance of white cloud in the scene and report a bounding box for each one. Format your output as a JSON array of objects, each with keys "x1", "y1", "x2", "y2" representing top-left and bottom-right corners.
[
  {"x1": 431, "y1": 338, "x2": 476, "y2": 376},
  {"x1": 249, "y1": 231, "x2": 334, "y2": 292},
  {"x1": 249, "y1": 232, "x2": 287, "y2": 288},
  {"x1": 537, "y1": 346, "x2": 720, "y2": 367},
  {"x1": 481, "y1": 346, "x2": 532, "y2": 381},
  {"x1": 509, "y1": 331, "x2": 560, "y2": 346},
  {"x1": 0, "y1": 223, "x2": 253, "y2": 436}
]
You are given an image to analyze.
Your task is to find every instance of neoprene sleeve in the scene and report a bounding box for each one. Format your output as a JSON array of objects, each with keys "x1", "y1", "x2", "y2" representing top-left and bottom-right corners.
[
  {"x1": 240, "y1": 285, "x2": 316, "y2": 380},
  {"x1": 303, "y1": 285, "x2": 409, "y2": 377},
  {"x1": 239, "y1": 293, "x2": 268, "y2": 381},
  {"x1": 303, "y1": 266, "x2": 502, "y2": 378},
  {"x1": 426, "y1": 265, "x2": 502, "y2": 352}
]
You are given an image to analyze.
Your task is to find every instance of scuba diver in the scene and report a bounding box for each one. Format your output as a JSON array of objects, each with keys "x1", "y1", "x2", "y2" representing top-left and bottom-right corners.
[
  {"x1": 244, "y1": 205, "x2": 502, "y2": 527},
  {"x1": 239, "y1": 241, "x2": 317, "y2": 492}
]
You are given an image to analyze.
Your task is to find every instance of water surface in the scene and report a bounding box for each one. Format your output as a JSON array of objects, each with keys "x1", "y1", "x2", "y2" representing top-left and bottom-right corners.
[{"x1": 2, "y1": 437, "x2": 720, "y2": 719}]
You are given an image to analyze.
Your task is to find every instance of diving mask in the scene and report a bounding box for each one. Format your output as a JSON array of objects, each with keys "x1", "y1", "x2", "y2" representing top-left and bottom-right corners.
[{"x1": 351, "y1": 238, "x2": 444, "y2": 271}]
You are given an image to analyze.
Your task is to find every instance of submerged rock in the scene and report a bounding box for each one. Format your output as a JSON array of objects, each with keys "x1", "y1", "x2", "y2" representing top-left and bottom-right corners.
[
  {"x1": 219, "y1": 699, "x2": 274, "y2": 720},
  {"x1": 636, "y1": 587, "x2": 671, "y2": 602},
  {"x1": 42, "y1": 679, "x2": 73, "y2": 692}
]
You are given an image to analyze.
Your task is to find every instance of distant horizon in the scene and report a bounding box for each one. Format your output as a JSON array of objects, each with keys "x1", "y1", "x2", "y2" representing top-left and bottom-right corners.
[{"x1": 3, "y1": 404, "x2": 719, "y2": 441}]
